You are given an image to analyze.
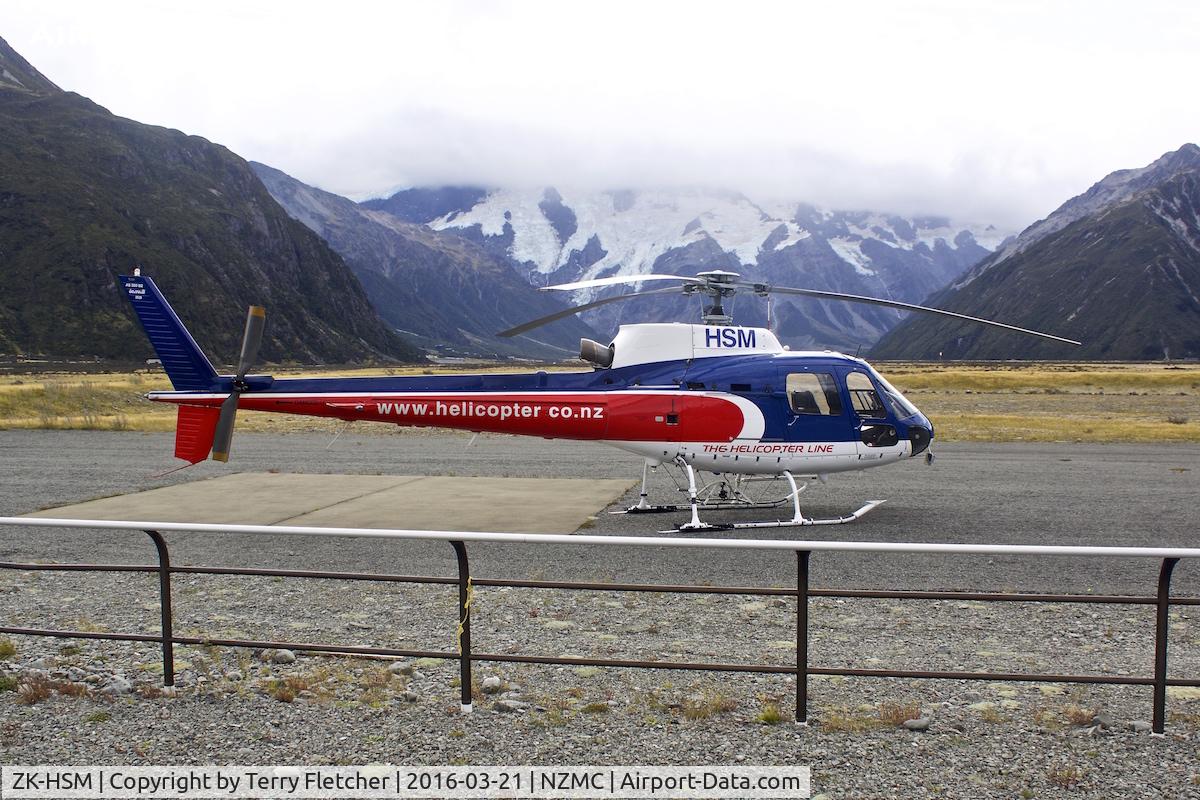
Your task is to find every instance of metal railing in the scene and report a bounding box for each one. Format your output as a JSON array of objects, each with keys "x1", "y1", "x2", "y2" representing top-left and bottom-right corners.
[{"x1": 1, "y1": 517, "x2": 1198, "y2": 733}]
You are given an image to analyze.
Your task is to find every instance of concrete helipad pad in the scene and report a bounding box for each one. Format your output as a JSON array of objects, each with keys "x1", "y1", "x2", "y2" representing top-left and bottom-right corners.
[{"x1": 26, "y1": 472, "x2": 636, "y2": 533}]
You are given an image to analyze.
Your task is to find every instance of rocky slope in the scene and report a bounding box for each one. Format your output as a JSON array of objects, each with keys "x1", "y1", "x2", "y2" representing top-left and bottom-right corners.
[
  {"x1": 364, "y1": 188, "x2": 1007, "y2": 350},
  {"x1": 0, "y1": 36, "x2": 418, "y2": 365},
  {"x1": 251, "y1": 164, "x2": 596, "y2": 359},
  {"x1": 873, "y1": 145, "x2": 1200, "y2": 360}
]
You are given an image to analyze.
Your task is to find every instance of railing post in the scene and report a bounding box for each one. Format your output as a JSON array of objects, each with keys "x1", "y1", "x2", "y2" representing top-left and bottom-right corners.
[
  {"x1": 1152, "y1": 557, "x2": 1179, "y2": 734},
  {"x1": 144, "y1": 530, "x2": 175, "y2": 688},
  {"x1": 796, "y1": 549, "x2": 810, "y2": 724},
  {"x1": 450, "y1": 540, "x2": 473, "y2": 714}
]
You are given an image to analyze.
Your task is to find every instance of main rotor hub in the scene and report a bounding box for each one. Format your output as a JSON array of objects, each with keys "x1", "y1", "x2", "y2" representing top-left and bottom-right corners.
[
  {"x1": 693, "y1": 271, "x2": 741, "y2": 324},
  {"x1": 694, "y1": 270, "x2": 741, "y2": 285}
]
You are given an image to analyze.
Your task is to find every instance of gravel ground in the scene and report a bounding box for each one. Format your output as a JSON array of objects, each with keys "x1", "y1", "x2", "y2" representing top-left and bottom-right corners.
[{"x1": 1, "y1": 430, "x2": 1199, "y2": 798}]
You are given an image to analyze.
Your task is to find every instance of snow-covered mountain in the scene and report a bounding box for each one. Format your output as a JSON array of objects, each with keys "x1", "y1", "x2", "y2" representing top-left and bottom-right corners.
[
  {"x1": 251, "y1": 164, "x2": 597, "y2": 360},
  {"x1": 364, "y1": 188, "x2": 1011, "y2": 350}
]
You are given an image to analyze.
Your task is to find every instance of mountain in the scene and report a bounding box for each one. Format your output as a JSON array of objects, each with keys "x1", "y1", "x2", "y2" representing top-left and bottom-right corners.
[
  {"x1": 364, "y1": 187, "x2": 1008, "y2": 350},
  {"x1": 251, "y1": 164, "x2": 597, "y2": 359},
  {"x1": 873, "y1": 145, "x2": 1200, "y2": 360},
  {"x1": 0, "y1": 36, "x2": 418, "y2": 364},
  {"x1": 0, "y1": 36, "x2": 61, "y2": 95}
]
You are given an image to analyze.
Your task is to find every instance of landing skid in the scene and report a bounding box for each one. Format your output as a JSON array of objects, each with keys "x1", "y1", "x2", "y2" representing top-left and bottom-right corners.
[
  {"x1": 660, "y1": 500, "x2": 885, "y2": 533},
  {"x1": 615, "y1": 461, "x2": 795, "y2": 515},
  {"x1": 627, "y1": 457, "x2": 885, "y2": 533}
]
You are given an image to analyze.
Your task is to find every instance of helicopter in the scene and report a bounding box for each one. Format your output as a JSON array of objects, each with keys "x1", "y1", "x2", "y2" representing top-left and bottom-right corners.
[{"x1": 119, "y1": 268, "x2": 1079, "y2": 532}]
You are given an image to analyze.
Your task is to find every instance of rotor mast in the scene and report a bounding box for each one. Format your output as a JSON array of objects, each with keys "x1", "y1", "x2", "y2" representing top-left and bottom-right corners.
[{"x1": 693, "y1": 270, "x2": 739, "y2": 325}]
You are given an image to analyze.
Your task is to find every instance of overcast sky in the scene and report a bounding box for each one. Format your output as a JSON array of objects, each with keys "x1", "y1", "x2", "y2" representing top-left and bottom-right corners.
[{"x1": 4, "y1": 0, "x2": 1197, "y2": 228}]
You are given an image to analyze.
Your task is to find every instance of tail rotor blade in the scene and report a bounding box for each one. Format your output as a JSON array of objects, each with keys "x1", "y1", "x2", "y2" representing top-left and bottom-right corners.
[
  {"x1": 211, "y1": 392, "x2": 239, "y2": 462},
  {"x1": 236, "y1": 306, "x2": 266, "y2": 378}
]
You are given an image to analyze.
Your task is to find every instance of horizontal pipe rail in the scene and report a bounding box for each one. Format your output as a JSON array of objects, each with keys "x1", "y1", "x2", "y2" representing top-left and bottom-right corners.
[
  {"x1": 6, "y1": 516, "x2": 1200, "y2": 559},
  {"x1": 5, "y1": 560, "x2": 1197, "y2": 605},
  {"x1": 4, "y1": 625, "x2": 1199, "y2": 688}
]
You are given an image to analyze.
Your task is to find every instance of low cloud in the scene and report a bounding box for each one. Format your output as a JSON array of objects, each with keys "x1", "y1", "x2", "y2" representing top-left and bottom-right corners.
[{"x1": 6, "y1": 0, "x2": 1198, "y2": 229}]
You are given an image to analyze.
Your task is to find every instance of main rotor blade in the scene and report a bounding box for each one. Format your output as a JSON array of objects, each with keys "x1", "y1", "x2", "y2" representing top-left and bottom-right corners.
[
  {"x1": 211, "y1": 393, "x2": 239, "y2": 462},
  {"x1": 236, "y1": 306, "x2": 266, "y2": 378},
  {"x1": 758, "y1": 285, "x2": 1082, "y2": 346},
  {"x1": 498, "y1": 286, "x2": 684, "y2": 338},
  {"x1": 541, "y1": 274, "x2": 696, "y2": 292}
]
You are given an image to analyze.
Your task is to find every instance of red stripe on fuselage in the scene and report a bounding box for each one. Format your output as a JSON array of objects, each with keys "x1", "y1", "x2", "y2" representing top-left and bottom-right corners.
[{"x1": 154, "y1": 392, "x2": 748, "y2": 442}]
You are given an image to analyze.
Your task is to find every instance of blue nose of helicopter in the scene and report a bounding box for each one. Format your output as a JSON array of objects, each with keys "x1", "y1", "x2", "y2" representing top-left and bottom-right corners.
[{"x1": 907, "y1": 418, "x2": 934, "y2": 457}]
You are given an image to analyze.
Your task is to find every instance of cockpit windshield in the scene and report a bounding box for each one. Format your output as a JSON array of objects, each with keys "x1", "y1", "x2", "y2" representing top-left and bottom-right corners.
[{"x1": 869, "y1": 368, "x2": 921, "y2": 420}]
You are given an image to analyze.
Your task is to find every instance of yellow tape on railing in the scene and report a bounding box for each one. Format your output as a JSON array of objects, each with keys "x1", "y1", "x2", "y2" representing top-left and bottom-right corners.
[{"x1": 456, "y1": 575, "x2": 474, "y2": 655}]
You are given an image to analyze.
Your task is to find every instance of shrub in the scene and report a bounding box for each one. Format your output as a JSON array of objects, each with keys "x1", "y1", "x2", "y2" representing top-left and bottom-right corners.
[
  {"x1": 878, "y1": 700, "x2": 921, "y2": 726},
  {"x1": 682, "y1": 692, "x2": 738, "y2": 720},
  {"x1": 820, "y1": 708, "x2": 884, "y2": 733},
  {"x1": 756, "y1": 702, "x2": 784, "y2": 725},
  {"x1": 1062, "y1": 704, "x2": 1096, "y2": 726},
  {"x1": 1047, "y1": 764, "x2": 1084, "y2": 789},
  {"x1": 53, "y1": 681, "x2": 89, "y2": 698},
  {"x1": 261, "y1": 676, "x2": 308, "y2": 703},
  {"x1": 16, "y1": 677, "x2": 52, "y2": 705}
]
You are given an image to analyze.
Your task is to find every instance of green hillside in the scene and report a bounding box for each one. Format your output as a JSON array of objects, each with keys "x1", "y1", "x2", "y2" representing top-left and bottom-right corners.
[{"x1": 0, "y1": 36, "x2": 419, "y2": 365}]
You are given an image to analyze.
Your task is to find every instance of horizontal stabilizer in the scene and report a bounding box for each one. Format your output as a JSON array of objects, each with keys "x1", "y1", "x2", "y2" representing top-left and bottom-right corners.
[{"x1": 175, "y1": 405, "x2": 220, "y2": 463}]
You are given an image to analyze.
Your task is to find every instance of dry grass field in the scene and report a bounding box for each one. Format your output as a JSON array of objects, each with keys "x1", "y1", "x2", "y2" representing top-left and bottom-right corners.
[
  {"x1": 0, "y1": 361, "x2": 1196, "y2": 443},
  {"x1": 878, "y1": 362, "x2": 1199, "y2": 443}
]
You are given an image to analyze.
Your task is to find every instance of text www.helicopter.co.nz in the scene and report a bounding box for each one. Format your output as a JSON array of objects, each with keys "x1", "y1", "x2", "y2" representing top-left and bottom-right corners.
[{"x1": 375, "y1": 400, "x2": 605, "y2": 421}]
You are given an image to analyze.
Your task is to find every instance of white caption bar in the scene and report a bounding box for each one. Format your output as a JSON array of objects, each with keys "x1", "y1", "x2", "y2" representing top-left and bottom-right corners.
[{"x1": 0, "y1": 766, "x2": 810, "y2": 799}]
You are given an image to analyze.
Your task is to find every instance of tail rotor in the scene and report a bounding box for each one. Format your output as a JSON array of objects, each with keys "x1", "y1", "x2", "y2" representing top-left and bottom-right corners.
[{"x1": 212, "y1": 306, "x2": 266, "y2": 462}]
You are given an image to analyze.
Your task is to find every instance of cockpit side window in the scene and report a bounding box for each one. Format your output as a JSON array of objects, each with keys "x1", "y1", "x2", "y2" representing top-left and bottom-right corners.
[
  {"x1": 871, "y1": 370, "x2": 922, "y2": 420},
  {"x1": 786, "y1": 372, "x2": 843, "y2": 415},
  {"x1": 847, "y1": 371, "x2": 886, "y2": 418}
]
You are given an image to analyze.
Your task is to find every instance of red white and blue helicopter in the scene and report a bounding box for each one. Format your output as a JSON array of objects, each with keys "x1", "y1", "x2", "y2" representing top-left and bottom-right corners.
[{"x1": 120, "y1": 269, "x2": 1079, "y2": 532}]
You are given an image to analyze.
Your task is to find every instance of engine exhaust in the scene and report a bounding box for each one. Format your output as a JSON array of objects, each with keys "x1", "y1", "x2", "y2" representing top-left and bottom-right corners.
[{"x1": 580, "y1": 338, "x2": 614, "y2": 368}]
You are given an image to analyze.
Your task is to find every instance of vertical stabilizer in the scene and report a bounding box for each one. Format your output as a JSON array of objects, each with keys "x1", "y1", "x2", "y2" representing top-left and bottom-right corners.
[{"x1": 120, "y1": 274, "x2": 218, "y2": 391}]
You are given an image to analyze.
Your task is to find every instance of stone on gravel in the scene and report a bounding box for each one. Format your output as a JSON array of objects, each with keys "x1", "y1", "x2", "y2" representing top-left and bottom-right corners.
[
  {"x1": 481, "y1": 676, "x2": 502, "y2": 694},
  {"x1": 902, "y1": 717, "x2": 931, "y2": 732},
  {"x1": 1129, "y1": 720, "x2": 1152, "y2": 733},
  {"x1": 224, "y1": 670, "x2": 243, "y2": 682},
  {"x1": 261, "y1": 649, "x2": 296, "y2": 664},
  {"x1": 388, "y1": 661, "x2": 414, "y2": 676},
  {"x1": 494, "y1": 699, "x2": 529, "y2": 713},
  {"x1": 103, "y1": 676, "x2": 132, "y2": 695}
]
